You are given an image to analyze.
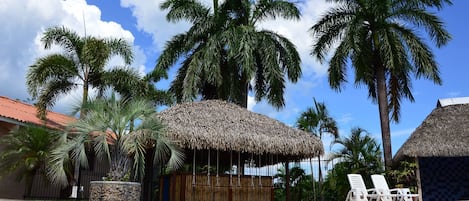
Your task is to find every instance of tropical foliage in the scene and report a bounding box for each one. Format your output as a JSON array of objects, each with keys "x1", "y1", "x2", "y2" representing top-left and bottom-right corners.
[
  {"x1": 156, "y1": 0, "x2": 302, "y2": 108},
  {"x1": 388, "y1": 159, "x2": 418, "y2": 193},
  {"x1": 26, "y1": 26, "x2": 146, "y2": 118},
  {"x1": 274, "y1": 165, "x2": 315, "y2": 201},
  {"x1": 296, "y1": 98, "x2": 338, "y2": 201},
  {"x1": 322, "y1": 128, "x2": 383, "y2": 200},
  {"x1": 310, "y1": 0, "x2": 452, "y2": 169},
  {"x1": 0, "y1": 125, "x2": 61, "y2": 197},
  {"x1": 47, "y1": 95, "x2": 184, "y2": 185}
]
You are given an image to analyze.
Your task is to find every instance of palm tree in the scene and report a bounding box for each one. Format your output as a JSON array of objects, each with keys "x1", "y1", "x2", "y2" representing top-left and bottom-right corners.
[
  {"x1": 331, "y1": 128, "x2": 383, "y2": 186},
  {"x1": 310, "y1": 0, "x2": 451, "y2": 169},
  {"x1": 26, "y1": 26, "x2": 139, "y2": 118},
  {"x1": 332, "y1": 128, "x2": 383, "y2": 173},
  {"x1": 0, "y1": 125, "x2": 61, "y2": 197},
  {"x1": 296, "y1": 98, "x2": 338, "y2": 201},
  {"x1": 321, "y1": 128, "x2": 383, "y2": 200},
  {"x1": 274, "y1": 165, "x2": 314, "y2": 201},
  {"x1": 156, "y1": 0, "x2": 301, "y2": 108},
  {"x1": 47, "y1": 95, "x2": 184, "y2": 185}
]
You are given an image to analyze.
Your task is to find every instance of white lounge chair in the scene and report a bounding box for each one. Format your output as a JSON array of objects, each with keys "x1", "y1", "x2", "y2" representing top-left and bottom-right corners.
[
  {"x1": 371, "y1": 174, "x2": 419, "y2": 201},
  {"x1": 346, "y1": 174, "x2": 380, "y2": 201}
]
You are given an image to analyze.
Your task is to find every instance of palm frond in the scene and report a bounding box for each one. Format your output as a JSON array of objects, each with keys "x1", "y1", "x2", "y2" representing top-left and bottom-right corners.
[
  {"x1": 41, "y1": 26, "x2": 83, "y2": 54},
  {"x1": 161, "y1": 0, "x2": 210, "y2": 23},
  {"x1": 251, "y1": 0, "x2": 301, "y2": 24},
  {"x1": 105, "y1": 38, "x2": 134, "y2": 65},
  {"x1": 27, "y1": 54, "x2": 78, "y2": 98}
]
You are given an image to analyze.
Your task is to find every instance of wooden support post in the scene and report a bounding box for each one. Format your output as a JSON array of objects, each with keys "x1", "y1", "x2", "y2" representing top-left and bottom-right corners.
[
  {"x1": 416, "y1": 158, "x2": 423, "y2": 201},
  {"x1": 285, "y1": 161, "x2": 290, "y2": 201}
]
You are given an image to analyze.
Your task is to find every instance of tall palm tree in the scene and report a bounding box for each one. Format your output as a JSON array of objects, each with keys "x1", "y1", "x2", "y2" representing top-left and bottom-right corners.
[
  {"x1": 0, "y1": 125, "x2": 61, "y2": 197},
  {"x1": 296, "y1": 98, "x2": 338, "y2": 201},
  {"x1": 47, "y1": 95, "x2": 184, "y2": 185},
  {"x1": 27, "y1": 26, "x2": 139, "y2": 118},
  {"x1": 156, "y1": 0, "x2": 301, "y2": 108},
  {"x1": 310, "y1": 0, "x2": 452, "y2": 169}
]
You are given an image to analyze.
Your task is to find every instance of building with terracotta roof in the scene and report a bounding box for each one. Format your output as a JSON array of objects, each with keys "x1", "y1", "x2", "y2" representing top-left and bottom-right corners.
[
  {"x1": 0, "y1": 96, "x2": 76, "y2": 132},
  {"x1": 0, "y1": 96, "x2": 76, "y2": 199}
]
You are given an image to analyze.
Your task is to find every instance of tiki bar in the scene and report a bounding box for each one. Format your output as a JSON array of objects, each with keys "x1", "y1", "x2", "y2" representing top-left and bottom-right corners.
[{"x1": 157, "y1": 100, "x2": 323, "y2": 201}]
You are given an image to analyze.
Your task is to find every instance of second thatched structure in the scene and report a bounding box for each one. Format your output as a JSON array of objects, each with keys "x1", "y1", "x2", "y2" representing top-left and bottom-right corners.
[
  {"x1": 157, "y1": 100, "x2": 324, "y2": 201},
  {"x1": 394, "y1": 97, "x2": 469, "y2": 201}
]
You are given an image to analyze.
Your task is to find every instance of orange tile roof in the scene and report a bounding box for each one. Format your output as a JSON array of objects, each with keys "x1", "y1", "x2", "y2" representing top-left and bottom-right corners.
[{"x1": 0, "y1": 96, "x2": 76, "y2": 130}]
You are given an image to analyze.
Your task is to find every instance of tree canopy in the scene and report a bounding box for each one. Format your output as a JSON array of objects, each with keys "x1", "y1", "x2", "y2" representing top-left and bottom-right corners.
[
  {"x1": 156, "y1": 0, "x2": 302, "y2": 108},
  {"x1": 310, "y1": 0, "x2": 452, "y2": 168}
]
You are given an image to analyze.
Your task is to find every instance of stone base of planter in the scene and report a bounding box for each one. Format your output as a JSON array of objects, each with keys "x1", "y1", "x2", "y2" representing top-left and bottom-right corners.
[{"x1": 89, "y1": 181, "x2": 141, "y2": 201}]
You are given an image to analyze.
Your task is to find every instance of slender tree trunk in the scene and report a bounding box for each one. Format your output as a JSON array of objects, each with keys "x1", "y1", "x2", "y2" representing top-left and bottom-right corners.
[
  {"x1": 376, "y1": 63, "x2": 392, "y2": 170},
  {"x1": 318, "y1": 155, "x2": 323, "y2": 201},
  {"x1": 213, "y1": 0, "x2": 218, "y2": 13},
  {"x1": 285, "y1": 162, "x2": 290, "y2": 201},
  {"x1": 70, "y1": 80, "x2": 89, "y2": 198},
  {"x1": 318, "y1": 132, "x2": 324, "y2": 201},
  {"x1": 81, "y1": 82, "x2": 89, "y2": 117},
  {"x1": 372, "y1": 32, "x2": 392, "y2": 171},
  {"x1": 24, "y1": 169, "x2": 37, "y2": 198},
  {"x1": 310, "y1": 158, "x2": 316, "y2": 201},
  {"x1": 240, "y1": 73, "x2": 249, "y2": 108},
  {"x1": 143, "y1": 147, "x2": 155, "y2": 201}
]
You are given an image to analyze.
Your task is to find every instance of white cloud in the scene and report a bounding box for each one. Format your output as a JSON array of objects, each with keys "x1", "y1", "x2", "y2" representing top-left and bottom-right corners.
[
  {"x1": 120, "y1": 0, "x2": 190, "y2": 50},
  {"x1": 0, "y1": 0, "x2": 144, "y2": 114},
  {"x1": 338, "y1": 113, "x2": 353, "y2": 124},
  {"x1": 120, "y1": 0, "x2": 214, "y2": 50}
]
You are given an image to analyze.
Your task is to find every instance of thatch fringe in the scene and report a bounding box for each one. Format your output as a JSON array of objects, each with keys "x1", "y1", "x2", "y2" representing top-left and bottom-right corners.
[{"x1": 158, "y1": 100, "x2": 323, "y2": 158}]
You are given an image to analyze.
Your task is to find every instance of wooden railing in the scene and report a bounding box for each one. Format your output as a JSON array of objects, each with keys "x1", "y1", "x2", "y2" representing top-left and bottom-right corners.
[{"x1": 160, "y1": 174, "x2": 274, "y2": 201}]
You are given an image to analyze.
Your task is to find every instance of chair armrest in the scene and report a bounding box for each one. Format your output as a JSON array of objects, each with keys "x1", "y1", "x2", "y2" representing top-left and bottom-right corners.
[
  {"x1": 348, "y1": 188, "x2": 369, "y2": 200},
  {"x1": 397, "y1": 188, "x2": 419, "y2": 196},
  {"x1": 367, "y1": 188, "x2": 377, "y2": 194},
  {"x1": 388, "y1": 188, "x2": 400, "y2": 193}
]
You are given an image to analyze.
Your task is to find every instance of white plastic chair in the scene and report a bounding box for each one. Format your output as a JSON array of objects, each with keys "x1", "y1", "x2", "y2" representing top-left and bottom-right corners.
[
  {"x1": 371, "y1": 174, "x2": 419, "y2": 201},
  {"x1": 346, "y1": 174, "x2": 380, "y2": 201}
]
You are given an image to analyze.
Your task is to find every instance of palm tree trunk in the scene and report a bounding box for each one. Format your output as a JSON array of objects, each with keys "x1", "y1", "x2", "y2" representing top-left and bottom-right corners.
[
  {"x1": 376, "y1": 63, "x2": 392, "y2": 170},
  {"x1": 240, "y1": 73, "x2": 249, "y2": 108},
  {"x1": 318, "y1": 155, "x2": 323, "y2": 201},
  {"x1": 24, "y1": 169, "x2": 37, "y2": 198},
  {"x1": 71, "y1": 81, "x2": 89, "y2": 197},
  {"x1": 213, "y1": 0, "x2": 218, "y2": 13},
  {"x1": 81, "y1": 82, "x2": 89, "y2": 117},
  {"x1": 309, "y1": 158, "x2": 316, "y2": 201}
]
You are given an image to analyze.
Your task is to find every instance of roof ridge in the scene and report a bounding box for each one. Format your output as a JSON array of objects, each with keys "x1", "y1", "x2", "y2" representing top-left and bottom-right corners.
[{"x1": 437, "y1": 97, "x2": 469, "y2": 107}]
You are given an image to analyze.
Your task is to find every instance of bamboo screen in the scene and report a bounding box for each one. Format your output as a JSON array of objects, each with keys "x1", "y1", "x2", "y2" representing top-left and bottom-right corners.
[{"x1": 160, "y1": 174, "x2": 274, "y2": 201}]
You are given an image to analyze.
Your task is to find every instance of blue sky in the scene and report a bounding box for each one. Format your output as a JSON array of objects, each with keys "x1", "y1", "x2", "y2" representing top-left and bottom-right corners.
[{"x1": 1, "y1": 0, "x2": 468, "y2": 165}]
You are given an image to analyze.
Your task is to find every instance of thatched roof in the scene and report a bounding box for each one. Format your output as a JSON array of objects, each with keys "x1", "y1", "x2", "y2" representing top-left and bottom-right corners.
[
  {"x1": 158, "y1": 100, "x2": 323, "y2": 158},
  {"x1": 394, "y1": 102, "x2": 469, "y2": 161}
]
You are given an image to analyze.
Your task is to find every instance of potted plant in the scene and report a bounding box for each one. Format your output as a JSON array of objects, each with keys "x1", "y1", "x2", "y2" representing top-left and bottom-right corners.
[{"x1": 47, "y1": 95, "x2": 184, "y2": 201}]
